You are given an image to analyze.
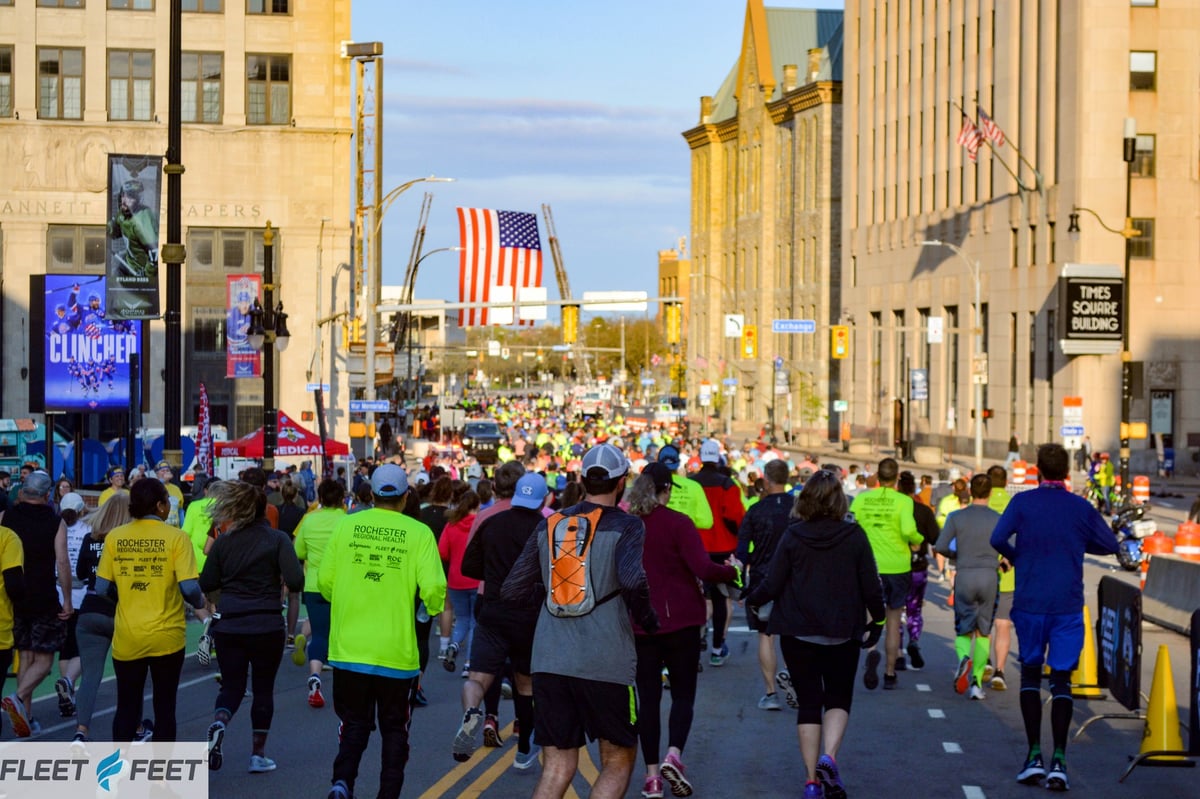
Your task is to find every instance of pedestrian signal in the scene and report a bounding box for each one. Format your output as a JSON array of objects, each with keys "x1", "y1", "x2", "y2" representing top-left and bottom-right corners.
[{"x1": 831, "y1": 325, "x2": 849, "y2": 359}]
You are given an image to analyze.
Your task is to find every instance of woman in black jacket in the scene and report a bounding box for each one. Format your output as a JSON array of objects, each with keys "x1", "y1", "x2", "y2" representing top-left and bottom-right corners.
[{"x1": 745, "y1": 470, "x2": 885, "y2": 799}]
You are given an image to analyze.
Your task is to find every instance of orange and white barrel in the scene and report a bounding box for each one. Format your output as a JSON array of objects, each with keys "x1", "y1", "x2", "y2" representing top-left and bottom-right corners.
[
  {"x1": 1132, "y1": 475, "x2": 1150, "y2": 505},
  {"x1": 1175, "y1": 523, "x2": 1200, "y2": 561},
  {"x1": 1010, "y1": 460, "x2": 1027, "y2": 486},
  {"x1": 1141, "y1": 532, "x2": 1175, "y2": 589}
]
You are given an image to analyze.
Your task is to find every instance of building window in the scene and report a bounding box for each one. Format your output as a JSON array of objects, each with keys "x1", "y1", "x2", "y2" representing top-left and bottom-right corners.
[
  {"x1": 946, "y1": 305, "x2": 959, "y2": 412},
  {"x1": 1011, "y1": 227, "x2": 1019, "y2": 268},
  {"x1": 37, "y1": 0, "x2": 84, "y2": 6},
  {"x1": 46, "y1": 226, "x2": 106, "y2": 273},
  {"x1": 38, "y1": 48, "x2": 84, "y2": 120},
  {"x1": 108, "y1": 50, "x2": 154, "y2": 121},
  {"x1": 182, "y1": 52, "x2": 222, "y2": 123},
  {"x1": 1131, "y1": 0, "x2": 1157, "y2": 6},
  {"x1": 0, "y1": 47, "x2": 11, "y2": 119},
  {"x1": 1048, "y1": 221, "x2": 1056, "y2": 263},
  {"x1": 187, "y1": 228, "x2": 268, "y2": 272},
  {"x1": 109, "y1": 0, "x2": 153, "y2": 8},
  {"x1": 183, "y1": 0, "x2": 222, "y2": 10},
  {"x1": 1130, "y1": 51, "x2": 1156, "y2": 91},
  {"x1": 1132, "y1": 134, "x2": 1155, "y2": 177},
  {"x1": 246, "y1": 54, "x2": 290, "y2": 125},
  {"x1": 1030, "y1": 225, "x2": 1037, "y2": 266},
  {"x1": 248, "y1": 0, "x2": 287, "y2": 14},
  {"x1": 191, "y1": 307, "x2": 226, "y2": 358},
  {"x1": 1130, "y1": 218, "x2": 1155, "y2": 259}
]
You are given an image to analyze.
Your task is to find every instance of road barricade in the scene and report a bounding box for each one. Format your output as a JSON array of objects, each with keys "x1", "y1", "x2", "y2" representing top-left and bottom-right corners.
[{"x1": 1141, "y1": 554, "x2": 1200, "y2": 636}]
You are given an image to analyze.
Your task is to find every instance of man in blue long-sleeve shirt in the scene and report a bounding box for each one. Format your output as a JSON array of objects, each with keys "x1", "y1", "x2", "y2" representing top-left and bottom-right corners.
[{"x1": 990, "y1": 443, "x2": 1117, "y2": 792}]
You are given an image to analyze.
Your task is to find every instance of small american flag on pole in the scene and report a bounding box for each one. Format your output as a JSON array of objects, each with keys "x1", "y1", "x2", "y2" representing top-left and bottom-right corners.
[
  {"x1": 956, "y1": 112, "x2": 984, "y2": 163},
  {"x1": 977, "y1": 107, "x2": 1006, "y2": 147},
  {"x1": 457, "y1": 208, "x2": 544, "y2": 327}
]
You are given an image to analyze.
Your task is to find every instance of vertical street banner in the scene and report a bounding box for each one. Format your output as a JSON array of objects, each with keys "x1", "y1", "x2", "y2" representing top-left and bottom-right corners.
[
  {"x1": 197, "y1": 382, "x2": 213, "y2": 476},
  {"x1": 32, "y1": 274, "x2": 141, "y2": 412},
  {"x1": 226, "y1": 274, "x2": 262, "y2": 378},
  {"x1": 105, "y1": 154, "x2": 162, "y2": 319}
]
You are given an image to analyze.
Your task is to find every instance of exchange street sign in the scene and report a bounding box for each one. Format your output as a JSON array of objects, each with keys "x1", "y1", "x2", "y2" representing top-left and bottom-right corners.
[
  {"x1": 772, "y1": 319, "x2": 816, "y2": 334},
  {"x1": 1061, "y1": 425, "x2": 1085, "y2": 437}
]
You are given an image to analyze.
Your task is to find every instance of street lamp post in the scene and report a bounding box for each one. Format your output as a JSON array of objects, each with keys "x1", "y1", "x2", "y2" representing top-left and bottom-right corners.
[
  {"x1": 1066, "y1": 117, "x2": 1140, "y2": 498},
  {"x1": 161, "y1": 0, "x2": 185, "y2": 471},
  {"x1": 247, "y1": 222, "x2": 291, "y2": 472},
  {"x1": 396, "y1": 246, "x2": 463, "y2": 406},
  {"x1": 921, "y1": 240, "x2": 983, "y2": 471},
  {"x1": 363, "y1": 177, "x2": 454, "y2": 443},
  {"x1": 688, "y1": 271, "x2": 732, "y2": 433}
]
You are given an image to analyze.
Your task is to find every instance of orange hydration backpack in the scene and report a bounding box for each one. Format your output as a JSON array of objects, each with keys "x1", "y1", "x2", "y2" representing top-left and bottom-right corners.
[{"x1": 544, "y1": 507, "x2": 619, "y2": 618}]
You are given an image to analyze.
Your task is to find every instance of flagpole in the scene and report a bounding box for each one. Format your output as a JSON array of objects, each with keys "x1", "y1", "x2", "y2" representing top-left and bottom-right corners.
[{"x1": 953, "y1": 100, "x2": 1029, "y2": 190}]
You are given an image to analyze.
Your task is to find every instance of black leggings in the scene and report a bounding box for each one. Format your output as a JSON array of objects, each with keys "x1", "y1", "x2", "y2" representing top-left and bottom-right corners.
[
  {"x1": 706, "y1": 552, "x2": 733, "y2": 649},
  {"x1": 112, "y1": 648, "x2": 185, "y2": 742},
  {"x1": 635, "y1": 626, "x2": 701, "y2": 765},
  {"x1": 213, "y1": 629, "x2": 285, "y2": 731},
  {"x1": 779, "y1": 636, "x2": 860, "y2": 726}
]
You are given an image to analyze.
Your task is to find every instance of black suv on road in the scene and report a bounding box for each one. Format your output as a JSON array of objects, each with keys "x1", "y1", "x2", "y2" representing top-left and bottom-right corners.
[{"x1": 462, "y1": 419, "x2": 506, "y2": 464}]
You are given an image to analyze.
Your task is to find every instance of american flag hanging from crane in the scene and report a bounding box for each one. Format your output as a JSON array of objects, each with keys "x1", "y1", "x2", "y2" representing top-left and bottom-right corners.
[{"x1": 457, "y1": 207, "x2": 543, "y2": 327}]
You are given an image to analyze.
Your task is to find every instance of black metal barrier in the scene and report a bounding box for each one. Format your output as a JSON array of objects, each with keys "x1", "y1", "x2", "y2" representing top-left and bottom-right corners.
[{"x1": 1075, "y1": 577, "x2": 1144, "y2": 739}]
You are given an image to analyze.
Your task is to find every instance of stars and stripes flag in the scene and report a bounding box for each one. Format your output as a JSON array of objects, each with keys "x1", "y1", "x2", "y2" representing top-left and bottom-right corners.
[
  {"x1": 197, "y1": 382, "x2": 213, "y2": 476},
  {"x1": 978, "y1": 107, "x2": 1006, "y2": 147},
  {"x1": 457, "y1": 208, "x2": 544, "y2": 327},
  {"x1": 956, "y1": 112, "x2": 984, "y2": 163}
]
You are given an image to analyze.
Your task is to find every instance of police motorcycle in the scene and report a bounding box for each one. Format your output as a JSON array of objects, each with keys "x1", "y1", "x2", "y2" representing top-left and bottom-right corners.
[{"x1": 1112, "y1": 502, "x2": 1156, "y2": 571}]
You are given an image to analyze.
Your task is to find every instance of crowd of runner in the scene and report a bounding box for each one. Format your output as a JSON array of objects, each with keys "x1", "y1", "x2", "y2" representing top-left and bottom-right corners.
[{"x1": 0, "y1": 393, "x2": 1118, "y2": 798}]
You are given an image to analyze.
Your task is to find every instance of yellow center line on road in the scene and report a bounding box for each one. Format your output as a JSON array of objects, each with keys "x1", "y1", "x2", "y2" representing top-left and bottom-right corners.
[
  {"x1": 578, "y1": 745, "x2": 599, "y2": 784},
  {"x1": 416, "y1": 721, "x2": 516, "y2": 799},
  {"x1": 454, "y1": 747, "x2": 516, "y2": 797}
]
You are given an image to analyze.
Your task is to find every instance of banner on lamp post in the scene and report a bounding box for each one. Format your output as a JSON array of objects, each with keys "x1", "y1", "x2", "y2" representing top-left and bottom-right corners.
[
  {"x1": 226, "y1": 274, "x2": 262, "y2": 378},
  {"x1": 105, "y1": 154, "x2": 163, "y2": 320}
]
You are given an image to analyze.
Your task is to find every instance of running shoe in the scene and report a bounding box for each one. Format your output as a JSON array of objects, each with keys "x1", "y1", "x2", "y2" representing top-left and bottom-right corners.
[
  {"x1": 442, "y1": 642, "x2": 458, "y2": 673},
  {"x1": 410, "y1": 685, "x2": 428, "y2": 707},
  {"x1": 1045, "y1": 757, "x2": 1069, "y2": 791},
  {"x1": 70, "y1": 731, "x2": 90, "y2": 756},
  {"x1": 327, "y1": 779, "x2": 351, "y2": 799},
  {"x1": 893, "y1": 655, "x2": 907, "y2": 671},
  {"x1": 816, "y1": 754, "x2": 847, "y2": 799},
  {"x1": 907, "y1": 641, "x2": 925, "y2": 670},
  {"x1": 990, "y1": 670, "x2": 1008, "y2": 691},
  {"x1": 954, "y1": 655, "x2": 972, "y2": 695},
  {"x1": 55, "y1": 677, "x2": 76, "y2": 717},
  {"x1": 863, "y1": 650, "x2": 881, "y2": 690},
  {"x1": 660, "y1": 752, "x2": 693, "y2": 797},
  {"x1": 501, "y1": 680, "x2": 513, "y2": 700},
  {"x1": 662, "y1": 667, "x2": 671, "y2": 691},
  {"x1": 308, "y1": 675, "x2": 326, "y2": 708},
  {"x1": 968, "y1": 678, "x2": 985, "y2": 701},
  {"x1": 1016, "y1": 752, "x2": 1046, "y2": 785},
  {"x1": 757, "y1": 692, "x2": 781, "y2": 711},
  {"x1": 134, "y1": 718, "x2": 154, "y2": 744},
  {"x1": 513, "y1": 743, "x2": 541, "y2": 772},
  {"x1": 883, "y1": 673, "x2": 898, "y2": 690},
  {"x1": 803, "y1": 782, "x2": 824, "y2": 799},
  {"x1": 776, "y1": 671, "x2": 799, "y2": 709},
  {"x1": 3, "y1": 694, "x2": 30, "y2": 738},
  {"x1": 483, "y1": 713, "x2": 502, "y2": 747},
  {"x1": 248, "y1": 755, "x2": 277, "y2": 773},
  {"x1": 207, "y1": 721, "x2": 226, "y2": 771},
  {"x1": 947, "y1": 591, "x2": 955, "y2": 608},
  {"x1": 452, "y1": 707, "x2": 484, "y2": 762},
  {"x1": 641, "y1": 775, "x2": 665, "y2": 798},
  {"x1": 197, "y1": 629, "x2": 213, "y2": 667},
  {"x1": 291, "y1": 633, "x2": 307, "y2": 666},
  {"x1": 708, "y1": 643, "x2": 729, "y2": 668},
  {"x1": 982, "y1": 662, "x2": 996, "y2": 682},
  {"x1": 461, "y1": 663, "x2": 470, "y2": 679}
]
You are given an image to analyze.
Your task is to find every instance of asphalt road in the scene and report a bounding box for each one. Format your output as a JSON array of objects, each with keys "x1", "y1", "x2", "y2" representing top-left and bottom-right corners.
[{"x1": 17, "y1": 547, "x2": 1197, "y2": 799}]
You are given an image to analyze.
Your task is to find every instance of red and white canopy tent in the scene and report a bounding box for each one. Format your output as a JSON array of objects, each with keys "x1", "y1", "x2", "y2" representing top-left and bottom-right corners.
[{"x1": 215, "y1": 412, "x2": 349, "y2": 458}]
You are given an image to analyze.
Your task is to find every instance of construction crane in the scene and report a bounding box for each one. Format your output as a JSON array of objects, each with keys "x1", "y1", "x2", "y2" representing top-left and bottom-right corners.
[{"x1": 541, "y1": 204, "x2": 591, "y2": 382}]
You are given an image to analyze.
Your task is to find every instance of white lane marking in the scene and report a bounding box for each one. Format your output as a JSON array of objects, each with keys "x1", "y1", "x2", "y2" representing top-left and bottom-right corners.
[
  {"x1": 943, "y1": 741, "x2": 963, "y2": 754},
  {"x1": 928, "y1": 708, "x2": 946, "y2": 719},
  {"x1": 916, "y1": 683, "x2": 932, "y2": 692},
  {"x1": 35, "y1": 672, "x2": 220, "y2": 738},
  {"x1": 962, "y1": 786, "x2": 986, "y2": 799},
  {"x1": 727, "y1": 626, "x2": 753, "y2": 634}
]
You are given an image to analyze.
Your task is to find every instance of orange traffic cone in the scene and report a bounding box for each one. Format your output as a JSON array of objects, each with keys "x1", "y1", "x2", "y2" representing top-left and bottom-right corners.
[
  {"x1": 1140, "y1": 645, "x2": 1186, "y2": 760},
  {"x1": 1070, "y1": 605, "x2": 1103, "y2": 698}
]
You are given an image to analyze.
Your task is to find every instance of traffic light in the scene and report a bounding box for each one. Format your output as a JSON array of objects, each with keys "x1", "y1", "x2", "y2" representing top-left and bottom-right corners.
[
  {"x1": 562, "y1": 303, "x2": 580, "y2": 344},
  {"x1": 970, "y1": 408, "x2": 995, "y2": 420},
  {"x1": 665, "y1": 302, "x2": 682, "y2": 345},
  {"x1": 831, "y1": 325, "x2": 849, "y2": 359},
  {"x1": 741, "y1": 324, "x2": 758, "y2": 359}
]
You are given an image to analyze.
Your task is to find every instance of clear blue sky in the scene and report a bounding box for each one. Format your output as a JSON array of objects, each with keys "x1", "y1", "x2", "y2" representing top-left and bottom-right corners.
[{"x1": 351, "y1": 0, "x2": 844, "y2": 314}]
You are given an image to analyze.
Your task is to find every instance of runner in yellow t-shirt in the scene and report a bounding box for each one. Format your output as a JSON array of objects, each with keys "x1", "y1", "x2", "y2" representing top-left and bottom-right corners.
[
  {"x1": 96, "y1": 479, "x2": 202, "y2": 742},
  {"x1": 0, "y1": 525, "x2": 24, "y2": 697},
  {"x1": 98, "y1": 466, "x2": 129, "y2": 507}
]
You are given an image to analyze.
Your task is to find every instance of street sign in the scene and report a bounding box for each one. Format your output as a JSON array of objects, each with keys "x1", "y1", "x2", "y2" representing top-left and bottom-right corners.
[
  {"x1": 927, "y1": 316, "x2": 944, "y2": 344},
  {"x1": 833, "y1": 399, "x2": 849, "y2": 413},
  {"x1": 772, "y1": 319, "x2": 816, "y2": 334},
  {"x1": 773, "y1": 355, "x2": 784, "y2": 371},
  {"x1": 306, "y1": 382, "x2": 331, "y2": 392},
  {"x1": 722, "y1": 377, "x2": 739, "y2": 386},
  {"x1": 640, "y1": 378, "x2": 656, "y2": 386},
  {"x1": 910, "y1": 368, "x2": 929, "y2": 401},
  {"x1": 724, "y1": 314, "x2": 744, "y2": 338},
  {"x1": 774, "y1": 369, "x2": 789, "y2": 395},
  {"x1": 550, "y1": 344, "x2": 570, "y2": 352},
  {"x1": 1061, "y1": 424, "x2": 1085, "y2": 437},
  {"x1": 971, "y1": 354, "x2": 989, "y2": 385},
  {"x1": 349, "y1": 400, "x2": 390, "y2": 413}
]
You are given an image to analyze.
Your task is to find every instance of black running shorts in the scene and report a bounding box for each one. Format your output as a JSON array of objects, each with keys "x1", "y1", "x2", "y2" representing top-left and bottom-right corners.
[
  {"x1": 532, "y1": 672, "x2": 638, "y2": 750},
  {"x1": 879, "y1": 572, "x2": 913, "y2": 610},
  {"x1": 471, "y1": 608, "x2": 536, "y2": 677}
]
